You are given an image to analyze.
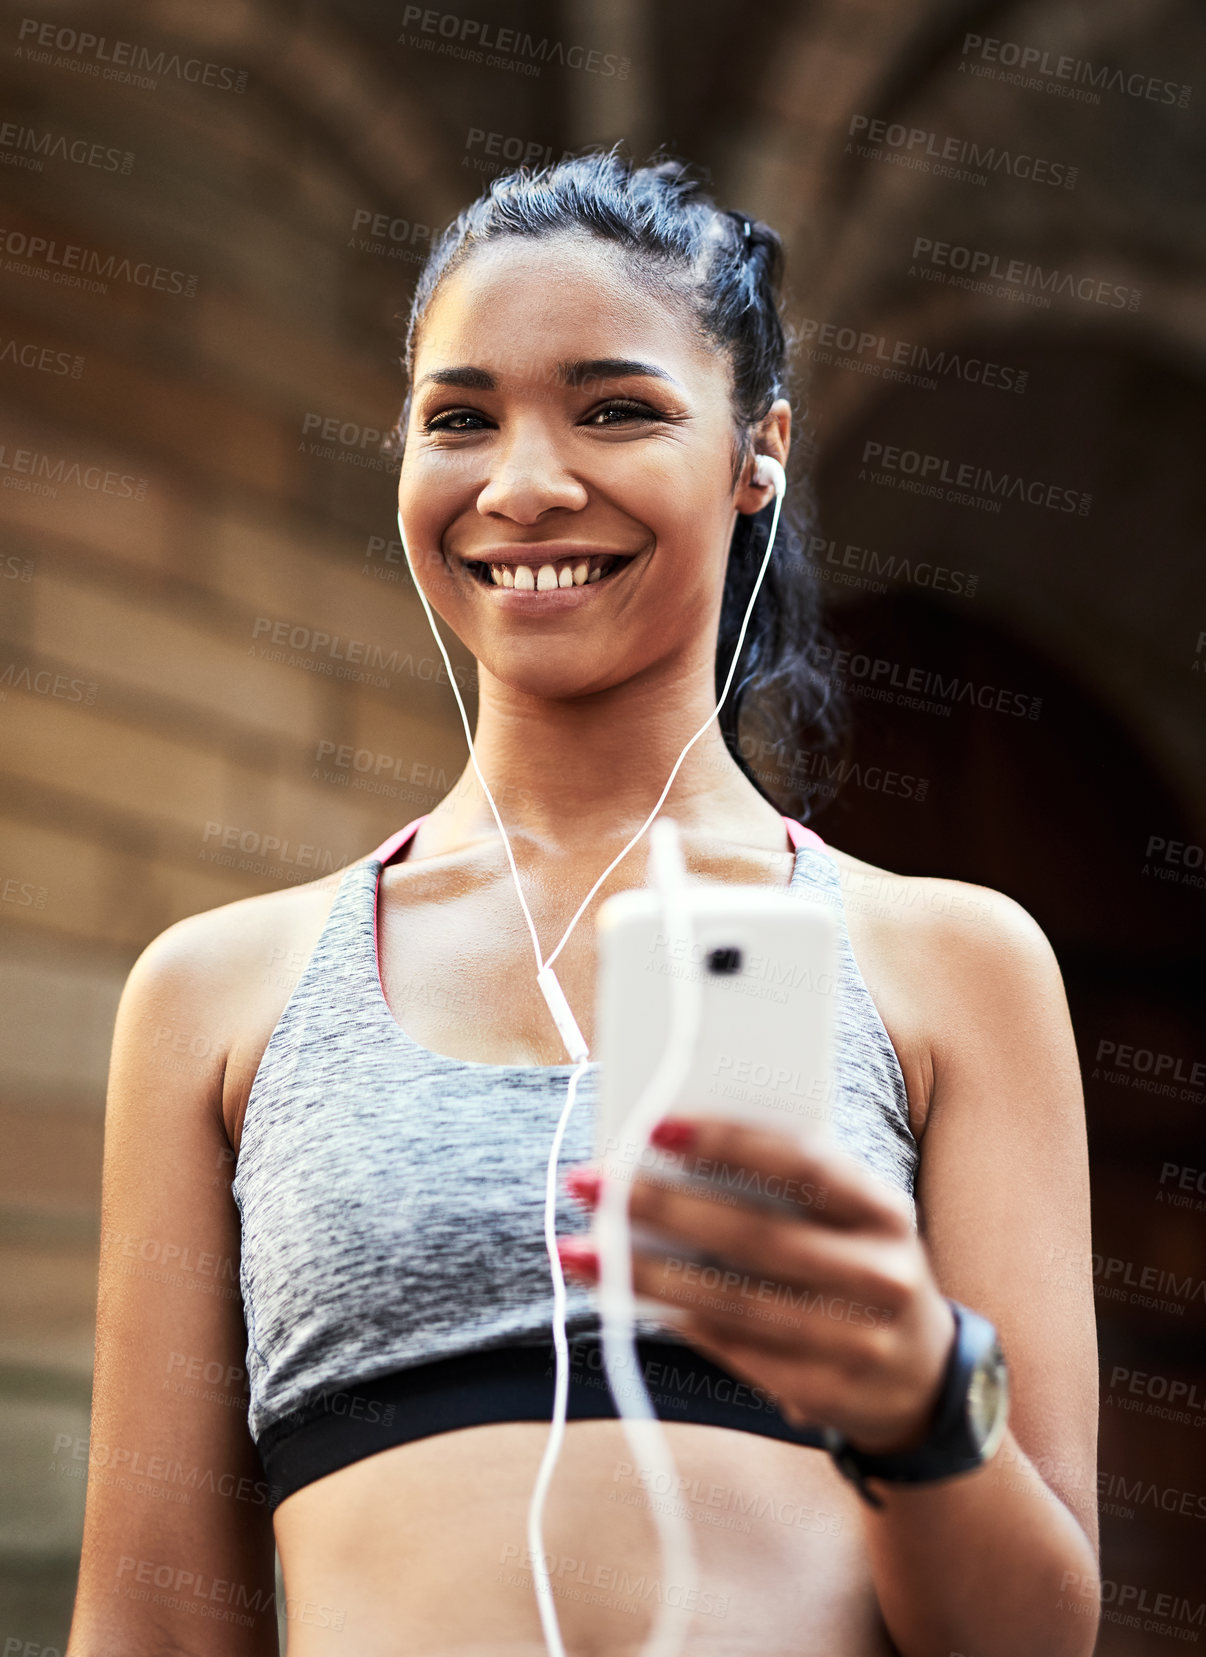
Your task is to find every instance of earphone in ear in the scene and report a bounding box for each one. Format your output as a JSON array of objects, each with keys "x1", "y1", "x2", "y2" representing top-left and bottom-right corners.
[{"x1": 752, "y1": 454, "x2": 787, "y2": 498}]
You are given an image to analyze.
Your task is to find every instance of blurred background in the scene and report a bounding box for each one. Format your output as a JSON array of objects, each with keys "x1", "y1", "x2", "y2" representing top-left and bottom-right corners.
[{"x1": 0, "y1": 0, "x2": 1202, "y2": 1651}]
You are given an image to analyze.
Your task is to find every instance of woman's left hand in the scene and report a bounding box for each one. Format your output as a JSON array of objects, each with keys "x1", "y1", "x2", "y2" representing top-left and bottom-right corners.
[{"x1": 558, "y1": 1117, "x2": 957, "y2": 1455}]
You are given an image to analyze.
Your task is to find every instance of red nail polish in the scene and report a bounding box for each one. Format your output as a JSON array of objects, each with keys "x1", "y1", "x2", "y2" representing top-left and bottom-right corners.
[
  {"x1": 650, "y1": 1119, "x2": 696, "y2": 1151},
  {"x1": 556, "y1": 1239, "x2": 599, "y2": 1280},
  {"x1": 564, "y1": 1170, "x2": 602, "y2": 1207}
]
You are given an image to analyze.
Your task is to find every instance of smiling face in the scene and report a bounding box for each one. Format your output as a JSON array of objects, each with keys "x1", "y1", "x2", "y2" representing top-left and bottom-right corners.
[{"x1": 397, "y1": 231, "x2": 781, "y2": 702}]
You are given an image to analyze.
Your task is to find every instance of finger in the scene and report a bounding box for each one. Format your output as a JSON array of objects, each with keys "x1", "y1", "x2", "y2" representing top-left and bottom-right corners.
[
  {"x1": 625, "y1": 1174, "x2": 907, "y2": 1309},
  {"x1": 628, "y1": 1242, "x2": 896, "y2": 1358},
  {"x1": 630, "y1": 1245, "x2": 810, "y2": 1356},
  {"x1": 652, "y1": 1118, "x2": 912, "y2": 1235}
]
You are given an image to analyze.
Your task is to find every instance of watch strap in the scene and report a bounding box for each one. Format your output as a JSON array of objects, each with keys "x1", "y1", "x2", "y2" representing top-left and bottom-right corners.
[{"x1": 824, "y1": 1299, "x2": 1003, "y2": 1505}]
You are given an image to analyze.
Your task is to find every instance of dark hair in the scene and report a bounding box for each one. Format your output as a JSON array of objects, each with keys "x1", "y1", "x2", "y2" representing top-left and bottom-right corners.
[{"x1": 387, "y1": 144, "x2": 844, "y2": 819}]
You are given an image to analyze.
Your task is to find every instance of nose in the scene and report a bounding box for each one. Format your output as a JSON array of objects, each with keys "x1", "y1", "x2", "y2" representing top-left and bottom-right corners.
[{"x1": 475, "y1": 426, "x2": 589, "y2": 525}]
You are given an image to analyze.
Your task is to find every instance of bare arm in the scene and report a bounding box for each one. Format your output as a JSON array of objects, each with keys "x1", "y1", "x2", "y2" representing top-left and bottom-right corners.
[
  {"x1": 857, "y1": 888, "x2": 1100, "y2": 1656},
  {"x1": 67, "y1": 913, "x2": 279, "y2": 1657}
]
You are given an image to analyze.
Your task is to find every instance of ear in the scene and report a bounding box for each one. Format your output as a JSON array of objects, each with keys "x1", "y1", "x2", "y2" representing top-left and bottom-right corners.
[{"x1": 733, "y1": 398, "x2": 792, "y2": 515}]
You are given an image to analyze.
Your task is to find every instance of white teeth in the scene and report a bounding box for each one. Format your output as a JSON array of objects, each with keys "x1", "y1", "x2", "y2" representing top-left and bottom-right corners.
[{"x1": 480, "y1": 555, "x2": 620, "y2": 590}]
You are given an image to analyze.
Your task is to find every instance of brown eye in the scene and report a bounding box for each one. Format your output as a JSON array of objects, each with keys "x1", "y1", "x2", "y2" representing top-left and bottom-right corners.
[
  {"x1": 584, "y1": 400, "x2": 658, "y2": 426},
  {"x1": 424, "y1": 409, "x2": 490, "y2": 432}
]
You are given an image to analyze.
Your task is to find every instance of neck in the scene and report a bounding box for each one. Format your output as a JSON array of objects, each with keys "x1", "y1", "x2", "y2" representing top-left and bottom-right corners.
[{"x1": 431, "y1": 656, "x2": 787, "y2": 856}]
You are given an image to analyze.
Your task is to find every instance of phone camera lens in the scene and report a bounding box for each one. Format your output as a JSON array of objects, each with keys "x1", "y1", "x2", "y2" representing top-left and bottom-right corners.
[{"x1": 706, "y1": 946, "x2": 742, "y2": 975}]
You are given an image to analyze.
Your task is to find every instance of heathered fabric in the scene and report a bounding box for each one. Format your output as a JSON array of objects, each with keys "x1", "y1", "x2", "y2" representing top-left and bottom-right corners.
[{"x1": 232, "y1": 819, "x2": 917, "y2": 1443}]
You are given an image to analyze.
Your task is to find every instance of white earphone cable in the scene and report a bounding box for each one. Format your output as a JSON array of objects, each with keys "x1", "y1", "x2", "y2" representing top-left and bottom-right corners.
[{"x1": 396, "y1": 459, "x2": 784, "y2": 1657}]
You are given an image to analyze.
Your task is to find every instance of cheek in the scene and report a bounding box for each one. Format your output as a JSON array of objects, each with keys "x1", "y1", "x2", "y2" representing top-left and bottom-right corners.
[
  {"x1": 398, "y1": 453, "x2": 448, "y2": 529},
  {"x1": 397, "y1": 463, "x2": 463, "y2": 573},
  {"x1": 395, "y1": 478, "x2": 470, "y2": 611}
]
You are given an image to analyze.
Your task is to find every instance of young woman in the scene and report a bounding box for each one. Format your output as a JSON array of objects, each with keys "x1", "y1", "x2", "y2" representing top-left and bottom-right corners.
[{"x1": 68, "y1": 150, "x2": 1101, "y2": 1657}]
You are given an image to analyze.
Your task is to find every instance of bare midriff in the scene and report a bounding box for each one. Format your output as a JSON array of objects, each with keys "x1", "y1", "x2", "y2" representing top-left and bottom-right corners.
[{"x1": 271, "y1": 1419, "x2": 899, "y2": 1656}]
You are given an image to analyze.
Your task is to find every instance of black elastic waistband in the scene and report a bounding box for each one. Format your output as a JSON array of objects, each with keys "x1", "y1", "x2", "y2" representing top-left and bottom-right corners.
[{"x1": 257, "y1": 1332, "x2": 824, "y2": 1511}]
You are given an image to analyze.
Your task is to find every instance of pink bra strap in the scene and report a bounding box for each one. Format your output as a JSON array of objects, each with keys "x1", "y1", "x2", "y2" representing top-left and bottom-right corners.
[
  {"x1": 783, "y1": 815, "x2": 826, "y2": 852},
  {"x1": 370, "y1": 816, "x2": 429, "y2": 866}
]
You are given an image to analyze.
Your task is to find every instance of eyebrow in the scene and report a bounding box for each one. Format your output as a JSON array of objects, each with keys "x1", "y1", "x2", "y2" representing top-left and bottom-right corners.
[{"x1": 414, "y1": 358, "x2": 681, "y2": 392}]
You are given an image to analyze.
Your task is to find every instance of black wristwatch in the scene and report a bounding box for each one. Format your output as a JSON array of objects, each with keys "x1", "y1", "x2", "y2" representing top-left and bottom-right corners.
[{"x1": 821, "y1": 1299, "x2": 1009, "y2": 1509}]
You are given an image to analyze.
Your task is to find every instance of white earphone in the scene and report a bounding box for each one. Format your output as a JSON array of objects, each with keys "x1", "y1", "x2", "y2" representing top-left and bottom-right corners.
[
  {"x1": 752, "y1": 453, "x2": 786, "y2": 498},
  {"x1": 395, "y1": 451, "x2": 788, "y2": 1657}
]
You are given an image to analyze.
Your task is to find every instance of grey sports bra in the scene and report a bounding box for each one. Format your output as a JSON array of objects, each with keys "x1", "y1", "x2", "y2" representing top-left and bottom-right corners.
[{"x1": 232, "y1": 814, "x2": 918, "y2": 1508}]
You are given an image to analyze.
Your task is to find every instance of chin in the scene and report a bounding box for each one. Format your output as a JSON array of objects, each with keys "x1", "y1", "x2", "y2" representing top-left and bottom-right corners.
[{"x1": 475, "y1": 642, "x2": 630, "y2": 703}]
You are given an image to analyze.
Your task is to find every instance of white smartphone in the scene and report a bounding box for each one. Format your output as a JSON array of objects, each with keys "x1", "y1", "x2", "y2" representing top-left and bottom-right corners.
[{"x1": 592, "y1": 881, "x2": 837, "y2": 1299}]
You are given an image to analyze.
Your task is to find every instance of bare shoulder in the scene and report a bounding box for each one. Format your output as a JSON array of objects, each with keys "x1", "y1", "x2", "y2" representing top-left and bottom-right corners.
[
  {"x1": 826, "y1": 843, "x2": 1061, "y2": 986},
  {"x1": 817, "y1": 844, "x2": 1071, "y2": 1142},
  {"x1": 133, "y1": 863, "x2": 350, "y2": 985},
  {"x1": 119, "y1": 862, "x2": 360, "y2": 1150}
]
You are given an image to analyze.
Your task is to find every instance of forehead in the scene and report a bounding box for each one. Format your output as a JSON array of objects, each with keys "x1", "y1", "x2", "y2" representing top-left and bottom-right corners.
[{"x1": 414, "y1": 232, "x2": 722, "y2": 390}]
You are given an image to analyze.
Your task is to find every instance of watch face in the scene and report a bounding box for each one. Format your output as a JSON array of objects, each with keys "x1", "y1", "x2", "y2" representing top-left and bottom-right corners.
[{"x1": 967, "y1": 1340, "x2": 1009, "y2": 1456}]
